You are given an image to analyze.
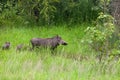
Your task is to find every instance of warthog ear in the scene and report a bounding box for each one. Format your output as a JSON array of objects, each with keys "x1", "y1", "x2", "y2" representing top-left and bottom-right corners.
[{"x1": 54, "y1": 35, "x2": 59, "y2": 39}]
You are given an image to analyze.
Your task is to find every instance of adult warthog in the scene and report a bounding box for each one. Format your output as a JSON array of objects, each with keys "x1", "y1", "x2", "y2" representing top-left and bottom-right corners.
[{"x1": 30, "y1": 35, "x2": 67, "y2": 50}]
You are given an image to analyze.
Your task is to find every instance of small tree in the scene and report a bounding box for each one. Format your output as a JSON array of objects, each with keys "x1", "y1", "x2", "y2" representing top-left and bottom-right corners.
[{"x1": 85, "y1": 12, "x2": 115, "y2": 61}]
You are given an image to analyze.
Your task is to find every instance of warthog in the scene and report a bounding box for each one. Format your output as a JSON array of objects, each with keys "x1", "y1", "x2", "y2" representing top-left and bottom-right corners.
[
  {"x1": 16, "y1": 44, "x2": 32, "y2": 51},
  {"x1": 2, "y1": 42, "x2": 10, "y2": 50},
  {"x1": 16, "y1": 44, "x2": 23, "y2": 51},
  {"x1": 30, "y1": 35, "x2": 67, "y2": 50}
]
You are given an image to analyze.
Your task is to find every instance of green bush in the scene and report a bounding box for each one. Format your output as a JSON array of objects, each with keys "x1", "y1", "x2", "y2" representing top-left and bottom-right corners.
[{"x1": 85, "y1": 12, "x2": 115, "y2": 54}]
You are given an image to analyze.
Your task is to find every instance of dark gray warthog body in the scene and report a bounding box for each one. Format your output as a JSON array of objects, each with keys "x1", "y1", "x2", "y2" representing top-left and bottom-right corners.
[
  {"x1": 16, "y1": 44, "x2": 23, "y2": 51},
  {"x1": 30, "y1": 35, "x2": 67, "y2": 50},
  {"x1": 2, "y1": 42, "x2": 10, "y2": 50}
]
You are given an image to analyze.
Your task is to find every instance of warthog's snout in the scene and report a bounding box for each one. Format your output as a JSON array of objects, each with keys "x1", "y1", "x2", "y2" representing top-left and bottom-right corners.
[{"x1": 60, "y1": 40, "x2": 68, "y2": 45}]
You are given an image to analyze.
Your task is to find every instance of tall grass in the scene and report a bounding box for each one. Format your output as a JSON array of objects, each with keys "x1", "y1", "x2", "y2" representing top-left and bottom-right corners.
[{"x1": 0, "y1": 25, "x2": 120, "y2": 80}]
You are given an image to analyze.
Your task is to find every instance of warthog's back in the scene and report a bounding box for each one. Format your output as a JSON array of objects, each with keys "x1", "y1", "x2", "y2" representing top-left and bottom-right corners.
[{"x1": 31, "y1": 38, "x2": 53, "y2": 47}]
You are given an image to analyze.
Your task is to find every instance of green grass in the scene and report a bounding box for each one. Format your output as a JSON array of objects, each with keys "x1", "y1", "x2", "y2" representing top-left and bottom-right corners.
[{"x1": 0, "y1": 25, "x2": 120, "y2": 80}]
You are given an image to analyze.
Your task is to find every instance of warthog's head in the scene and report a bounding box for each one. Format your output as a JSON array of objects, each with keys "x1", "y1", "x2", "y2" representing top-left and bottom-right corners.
[
  {"x1": 54, "y1": 35, "x2": 68, "y2": 45},
  {"x1": 2, "y1": 42, "x2": 10, "y2": 50},
  {"x1": 5, "y1": 42, "x2": 10, "y2": 47}
]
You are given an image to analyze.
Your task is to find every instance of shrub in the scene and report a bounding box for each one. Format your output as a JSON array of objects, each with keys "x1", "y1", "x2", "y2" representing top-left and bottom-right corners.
[{"x1": 85, "y1": 12, "x2": 116, "y2": 57}]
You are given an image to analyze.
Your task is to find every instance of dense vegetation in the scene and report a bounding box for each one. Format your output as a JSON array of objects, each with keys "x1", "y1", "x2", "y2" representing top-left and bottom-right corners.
[
  {"x1": 0, "y1": 0, "x2": 120, "y2": 80},
  {"x1": 0, "y1": 0, "x2": 101, "y2": 26}
]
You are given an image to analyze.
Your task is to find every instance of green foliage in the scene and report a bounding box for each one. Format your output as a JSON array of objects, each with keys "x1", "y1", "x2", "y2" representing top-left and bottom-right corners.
[
  {"x1": 40, "y1": 0, "x2": 59, "y2": 24},
  {"x1": 54, "y1": 0, "x2": 100, "y2": 24},
  {"x1": 99, "y1": 0, "x2": 111, "y2": 12},
  {"x1": 85, "y1": 12, "x2": 115, "y2": 53},
  {"x1": 0, "y1": 0, "x2": 25, "y2": 26},
  {"x1": 0, "y1": 0, "x2": 100, "y2": 26}
]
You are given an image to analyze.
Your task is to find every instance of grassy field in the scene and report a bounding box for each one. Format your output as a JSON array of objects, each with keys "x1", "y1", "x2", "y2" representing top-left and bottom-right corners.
[{"x1": 0, "y1": 25, "x2": 120, "y2": 80}]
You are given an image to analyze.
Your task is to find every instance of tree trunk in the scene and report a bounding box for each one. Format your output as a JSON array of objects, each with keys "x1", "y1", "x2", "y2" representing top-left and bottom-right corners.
[{"x1": 109, "y1": 0, "x2": 120, "y2": 32}]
